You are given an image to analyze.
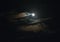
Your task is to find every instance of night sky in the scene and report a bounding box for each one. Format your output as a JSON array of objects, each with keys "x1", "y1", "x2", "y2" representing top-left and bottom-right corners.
[{"x1": 0, "y1": 0, "x2": 58, "y2": 41}]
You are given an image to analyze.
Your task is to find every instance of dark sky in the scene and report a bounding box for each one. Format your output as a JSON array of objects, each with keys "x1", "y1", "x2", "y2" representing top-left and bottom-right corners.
[
  {"x1": 0, "y1": 0, "x2": 57, "y2": 32},
  {"x1": 0, "y1": 0, "x2": 57, "y2": 31},
  {"x1": 0, "y1": 0, "x2": 56, "y2": 18},
  {"x1": 0, "y1": 0, "x2": 53, "y2": 17},
  {"x1": 0, "y1": 0, "x2": 58, "y2": 40}
]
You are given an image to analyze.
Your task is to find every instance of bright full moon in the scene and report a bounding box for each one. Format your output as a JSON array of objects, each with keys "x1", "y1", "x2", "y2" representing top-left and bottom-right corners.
[{"x1": 31, "y1": 13, "x2": 35, "y2": 16}]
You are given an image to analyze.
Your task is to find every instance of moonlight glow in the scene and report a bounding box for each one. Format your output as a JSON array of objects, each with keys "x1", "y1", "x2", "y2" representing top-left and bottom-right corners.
[
  {"x1": 27, "y1": 13, "x2": 35, "y2": 16},
  {"x1": 31, "y1": 13, "x2": 35, "y2": 16}
]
